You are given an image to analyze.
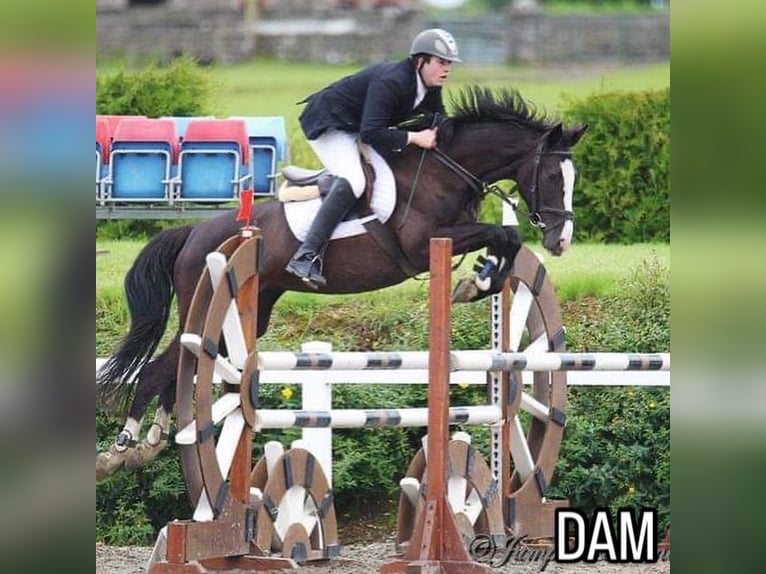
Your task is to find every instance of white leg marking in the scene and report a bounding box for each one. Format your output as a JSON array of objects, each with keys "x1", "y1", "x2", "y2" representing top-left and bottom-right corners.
[{"x1": 146, "y1": 407, "x2": 170, "y2": 445}]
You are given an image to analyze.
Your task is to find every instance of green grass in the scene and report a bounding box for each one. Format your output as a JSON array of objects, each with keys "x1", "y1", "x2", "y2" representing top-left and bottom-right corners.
[
  {"x1": 544, "y1": 1, "x2": 668, "y2": 14},
  {"x1": 530, "y1": 241, "x2": 669, "y2": 300},
  {"x1": 212, "y1": 57, "x2": 669, "y2": 119},
  {"x1": 96, "y1": 239, "x2": 668, "y2": 356},
  {"x1": 96, "y1": 240, "x2": 147, "y2": 293}
]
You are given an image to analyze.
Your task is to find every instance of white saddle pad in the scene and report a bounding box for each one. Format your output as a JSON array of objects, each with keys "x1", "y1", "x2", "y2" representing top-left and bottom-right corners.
[{"x1": 283, "y1": 178, "x2": 396, "y2": 242}]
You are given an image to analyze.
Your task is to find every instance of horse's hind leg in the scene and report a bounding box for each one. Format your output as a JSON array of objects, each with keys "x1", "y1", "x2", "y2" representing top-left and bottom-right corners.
[
  {"x1": 96, "y1": 341, "x2": 178, "y2": 480},
  {"x1": 124, "y1": 339, "x2": 179, "y2": 470}
]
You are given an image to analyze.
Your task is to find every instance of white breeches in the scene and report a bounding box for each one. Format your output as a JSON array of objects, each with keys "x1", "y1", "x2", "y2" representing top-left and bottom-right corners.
[{"x1": 308, "y1": 130, "x2": 397, "y2": 221}]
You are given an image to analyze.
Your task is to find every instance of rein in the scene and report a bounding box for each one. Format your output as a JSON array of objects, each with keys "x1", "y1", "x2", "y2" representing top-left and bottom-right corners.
[{"x1": 432, "y1": 143, "x2": 574, "y2": 230}]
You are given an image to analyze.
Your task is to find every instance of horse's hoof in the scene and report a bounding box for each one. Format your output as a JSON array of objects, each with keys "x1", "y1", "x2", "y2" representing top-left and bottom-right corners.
[
  {"x1": 452, "y1": 278, "x2": 480, "y2": 303},
  {"x1": 96, "y1": 448, "x2": 126, "y2": 482}
]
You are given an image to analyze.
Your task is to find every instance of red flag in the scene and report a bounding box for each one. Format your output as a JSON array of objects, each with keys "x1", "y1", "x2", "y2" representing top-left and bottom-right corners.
[{"x1": 236, "y1": 189, "x2": 254, "y2": 224}]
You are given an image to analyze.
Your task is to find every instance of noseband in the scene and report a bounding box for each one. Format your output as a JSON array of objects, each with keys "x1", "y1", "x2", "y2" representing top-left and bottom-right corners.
[
  {"x1": 432, "y1": 141, "x2": 574, "y2": 230},
  {"x1": 526, "y1": 141, "x2": 574, "y2": 230}
]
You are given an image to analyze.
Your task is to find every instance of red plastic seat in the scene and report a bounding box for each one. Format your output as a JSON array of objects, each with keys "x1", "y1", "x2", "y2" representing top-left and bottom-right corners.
[
  {"x1": 98, "y1": 114, "x2": 147, "y2": 136},
  {"x1": 96, "y1": 117, "x2": 111, "y2": 164},
  {"x1": 113, "y1": 118, "x2": 178, "y2": 162},
  {"x1": 183, "y1": 119, "x2": 250, "y2": 165}
]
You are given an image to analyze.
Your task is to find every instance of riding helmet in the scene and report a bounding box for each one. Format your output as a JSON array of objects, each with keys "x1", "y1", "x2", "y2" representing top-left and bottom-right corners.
[{"x1": 409, "y1": 28, "x2": 462, "y2": 63}]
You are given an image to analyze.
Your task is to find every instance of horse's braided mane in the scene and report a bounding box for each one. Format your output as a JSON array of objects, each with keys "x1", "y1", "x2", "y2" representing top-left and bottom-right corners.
[{"x1": 447, "y1": 85, "x2": 554, "y2": 133}]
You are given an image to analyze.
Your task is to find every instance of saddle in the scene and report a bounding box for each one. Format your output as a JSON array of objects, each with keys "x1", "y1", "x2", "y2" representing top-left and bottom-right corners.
[{"x1": 277, "y1": 150, "x2": 375, "y2": 219}]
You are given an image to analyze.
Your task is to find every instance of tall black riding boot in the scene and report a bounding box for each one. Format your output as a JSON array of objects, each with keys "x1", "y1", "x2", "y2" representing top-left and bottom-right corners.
[{"x1": 286, "y1": 177, "x2": 357, "y2": 288}]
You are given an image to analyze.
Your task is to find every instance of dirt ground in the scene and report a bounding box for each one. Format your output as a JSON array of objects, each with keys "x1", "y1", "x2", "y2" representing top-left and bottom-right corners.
[{"x1": 96, "y1": 539, "x2": 670, "y2": 574}]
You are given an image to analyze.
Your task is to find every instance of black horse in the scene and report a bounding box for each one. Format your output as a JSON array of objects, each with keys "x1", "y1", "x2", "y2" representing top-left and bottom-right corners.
[{"x1": 96, "y1": 86, "x2": 586, "y2": 479}]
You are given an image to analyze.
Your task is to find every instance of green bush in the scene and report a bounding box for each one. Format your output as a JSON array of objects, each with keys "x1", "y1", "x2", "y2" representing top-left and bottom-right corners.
[
  {"x1": 563, "y1": 88, "x2": 670, "y2": 243},
  {"x1": 96, "y1": 56, "x2": 217, "y2": 117},
  {"x1": 550, "y1": 386, "x2": 670, "y2": 533},
  {"x1": 548, "y1": 257, "x2": 670, "y2": 531}
]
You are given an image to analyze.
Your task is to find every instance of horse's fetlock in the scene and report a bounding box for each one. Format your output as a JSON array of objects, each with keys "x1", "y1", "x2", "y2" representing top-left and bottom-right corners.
[
  {"x1": 115, "y1": 430, "x2": 134, "y2": 451},
  {"x1": 145, "y1": 423, "x2": 169, "y2": 447}
]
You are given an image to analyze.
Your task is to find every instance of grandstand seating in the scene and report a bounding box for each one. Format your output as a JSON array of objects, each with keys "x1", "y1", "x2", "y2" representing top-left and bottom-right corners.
[
  {"x1": 103, "y1": 118, "x2": 178, "y2": 202},
  {"x1": 174, "y1": 118, "x2": 252, "y2": 202},
  {"x1": 96, "y1": 115, "x2": 286, "y2": 217}
]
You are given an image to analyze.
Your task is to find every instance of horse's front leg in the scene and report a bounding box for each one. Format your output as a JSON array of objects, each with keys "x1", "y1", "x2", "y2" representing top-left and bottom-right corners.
[{"x1": 429, "y1": 224, "x2": 521, "y2": 302}]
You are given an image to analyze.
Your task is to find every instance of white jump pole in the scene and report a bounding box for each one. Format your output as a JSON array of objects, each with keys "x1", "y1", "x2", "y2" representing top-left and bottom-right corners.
[{"x1": 300, "y1": 340, "x2": 333, "y2": 487}]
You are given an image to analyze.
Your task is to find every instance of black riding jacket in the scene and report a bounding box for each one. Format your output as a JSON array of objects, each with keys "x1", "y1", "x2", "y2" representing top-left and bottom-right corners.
[{"x1": 298, "y1": 58, "x2": 445, "y2": 156}]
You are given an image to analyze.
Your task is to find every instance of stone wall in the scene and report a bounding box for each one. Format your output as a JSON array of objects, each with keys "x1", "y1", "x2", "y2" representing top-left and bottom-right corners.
[
  {"x1": 506, "y1": 13, "x2": 670, "y2": 65},
  {"x1": 96, "y1": 2, "x2": 668, "y2": 66},
  {"x1": 96, "y1": 2, "x2": 255, "y2": 65},
  {"x1": 254, "y1": 9, "x2": 420, "y2": 64}
]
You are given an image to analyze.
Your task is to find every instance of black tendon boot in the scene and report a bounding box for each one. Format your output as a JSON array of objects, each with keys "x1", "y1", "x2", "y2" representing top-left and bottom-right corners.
[{"x1": 285, "y1": 177, "x2": 357, "y2": 288}]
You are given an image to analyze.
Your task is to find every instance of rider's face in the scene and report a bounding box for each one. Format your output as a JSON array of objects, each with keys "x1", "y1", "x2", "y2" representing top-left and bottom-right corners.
[{"x1": 419, "y1": 57, "x2": 452, "y2": 88}]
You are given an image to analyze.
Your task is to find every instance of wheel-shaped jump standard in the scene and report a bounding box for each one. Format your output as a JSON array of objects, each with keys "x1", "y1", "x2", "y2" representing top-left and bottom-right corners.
[
  {"x1": 250, "y1": 441, "x2": 340, "y2": 562},
  {"x1": 395, "y1": 245, "x2": 568, "y2": 548},
  {"x1": 396, "y1": 433, "x2": 505, "y2": 553},
  {"x1": 173, "y1": 232, "x2": 338, "y2": 566},
  {"x1": 492, "y1": 245, "x2": 568, "y2": 538}
]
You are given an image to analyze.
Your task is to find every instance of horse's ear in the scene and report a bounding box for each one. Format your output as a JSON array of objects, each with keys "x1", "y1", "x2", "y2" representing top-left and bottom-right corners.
[
  {"x1": 565, "y1": 123, "x2": 588, "y2": 147},
  {"x1": 544, "y1": 123, "x2": 564, "y2": 148}
]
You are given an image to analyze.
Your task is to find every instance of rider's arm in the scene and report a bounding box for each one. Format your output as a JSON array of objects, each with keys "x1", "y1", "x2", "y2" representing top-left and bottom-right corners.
[
  {"x1": 359, "y1": 78, "x2": 412, "y2": 154},
  {"x1": 407, "y1": 129, "x2": 438, "y2": 149}
]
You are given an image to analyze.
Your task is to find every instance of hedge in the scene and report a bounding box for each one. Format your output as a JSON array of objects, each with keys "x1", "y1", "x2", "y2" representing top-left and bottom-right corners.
[
  {"x1": 96, "y1": 56, "x2": 216, "y2": 118},
  {"x1": 563, "y1": 88, "x2": 670, "y2": 243}
]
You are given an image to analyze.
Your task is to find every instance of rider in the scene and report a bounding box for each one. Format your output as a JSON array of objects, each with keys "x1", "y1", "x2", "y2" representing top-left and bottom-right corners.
[{"x1": 285, "y1": 28, "x2": 461, "y2": 288}]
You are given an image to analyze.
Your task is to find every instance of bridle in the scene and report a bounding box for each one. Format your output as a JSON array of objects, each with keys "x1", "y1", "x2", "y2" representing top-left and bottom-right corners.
[{"x1": 431, "y1": 138, "x2": 574, "y2": 230}]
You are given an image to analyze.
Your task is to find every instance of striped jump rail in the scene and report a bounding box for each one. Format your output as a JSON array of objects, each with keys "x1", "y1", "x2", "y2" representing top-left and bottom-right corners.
[
  {"x1": 175, "y1": 404, "x2": 502, "y2": 444},
  {"x1": 251, "y1": 405, "x2": 502, "y2": 430},
  {"x1": 254, "y1": 349, "x2": 670, "y2": 372},
  {"x1": 175, "y1": 405, "x2": 502, "y2": 444}
]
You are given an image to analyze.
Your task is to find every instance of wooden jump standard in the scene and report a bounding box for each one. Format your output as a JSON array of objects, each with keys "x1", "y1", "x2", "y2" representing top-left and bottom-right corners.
[{"x1": 380, "y1": 238, "x2": 490, "y2": 573}]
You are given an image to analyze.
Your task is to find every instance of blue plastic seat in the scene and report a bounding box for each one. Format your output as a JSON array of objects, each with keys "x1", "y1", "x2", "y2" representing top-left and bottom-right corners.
[
  {"x1": 175, "y1": 119, "x2": 251, "y2": 202},
  {"x1": 104, "y1": 118, "x2": 178, "y2": 202}
]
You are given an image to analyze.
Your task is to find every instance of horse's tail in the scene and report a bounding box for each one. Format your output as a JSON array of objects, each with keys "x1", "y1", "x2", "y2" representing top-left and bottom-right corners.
[{"x1": 97, "y1": 225, "x2": 194, "y2": 414}]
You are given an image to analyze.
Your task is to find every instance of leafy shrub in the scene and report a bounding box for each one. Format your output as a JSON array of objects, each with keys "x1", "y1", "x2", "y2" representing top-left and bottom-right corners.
[
  {"x1": 565, "y1": 255, "x2": 670, "y2": 353},
  {"x1": 550, "y1": 386, "x2": 670, "y2": 533},
  {"x1": 563, "y1": 88, "x2": 670, "y2": 243},
  {"x1": 96, "y1": 56, "x2": 217, "y2": 118},
  {"x1": 549, "y1": 257, "x2": 670, "y2": 531}
]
